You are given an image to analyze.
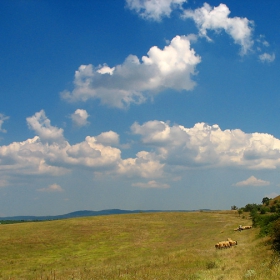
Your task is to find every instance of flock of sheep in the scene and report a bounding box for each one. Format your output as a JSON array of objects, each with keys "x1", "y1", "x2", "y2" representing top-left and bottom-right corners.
[{"x1": 215, "y1": 225, "x2": 252, "y2": 249}]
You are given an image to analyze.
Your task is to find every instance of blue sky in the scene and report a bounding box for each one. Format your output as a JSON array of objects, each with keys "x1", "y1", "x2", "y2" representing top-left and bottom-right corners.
[{"x1": 0, "y1": 0, "x2": 280, "y2": 216}]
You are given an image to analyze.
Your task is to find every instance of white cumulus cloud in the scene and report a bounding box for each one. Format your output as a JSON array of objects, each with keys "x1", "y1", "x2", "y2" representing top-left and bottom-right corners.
[
  {"x1": 0, "y1": 111, "x2": 123, "y2": 181},
  {"x1": 126, "y1": 0, "x2": 187, "y2": 21},
  {"x1": 182, "y1": 3, "x2": 254, "y2": 55},
  {"x1": 48, "y1": 136, "x2": 122, "y2": 169},
  {"x1": 117, "y1": 150, "x2": 164, "y2": 179},
  {"x1": 61, "y1": 35, "x2": 201, "y2": 108},
  {"x1": 96, "y1": 131, "x2": 119, "y2": 146},
  {"x1": 71, "y1": 109, "x2": 90, "y2": 127},
  {"x1": 0, "y1": 136, "x2": 69, "y2": 177},
  {"x1": 26, "y1": 110, "x2": 64, "y2": 143},
  {"x1": 233, "y1": 176, "x2": 270, "y2": 187},
  {"x1": 0, "y1": 112, "x2": 163, "y2": 184},
  {"x1": 132, "y1": 121, "x2": 280, "y2": 169}
]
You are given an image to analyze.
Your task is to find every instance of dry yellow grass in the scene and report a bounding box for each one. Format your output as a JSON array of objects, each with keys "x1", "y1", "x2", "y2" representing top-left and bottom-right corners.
[{"x1": 0, "y1": 211, "x2": 279, "y2": 279}]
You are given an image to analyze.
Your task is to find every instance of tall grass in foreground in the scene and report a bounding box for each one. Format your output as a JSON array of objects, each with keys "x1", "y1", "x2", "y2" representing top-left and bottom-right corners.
[{"x1": 0, "y1": 211, "x2": 279, "y2": 279}]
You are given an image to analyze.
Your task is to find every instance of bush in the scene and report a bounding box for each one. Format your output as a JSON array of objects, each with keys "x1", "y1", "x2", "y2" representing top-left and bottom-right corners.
[
  {"x1": 253, "y1": 213, "x2": 280, "y2": 237},
  {"x1": 272, "y1": 219, "x2": 280, "y2": 253},
  {"x1": 206, "y1": 261, "x2": 217, "y2": 269},
  {"x1": 238, "y1": 209, "x2": 243, "y2": 216},
  {"x1": 250, "y1": 208, "x2": 258, "y2": 224}
]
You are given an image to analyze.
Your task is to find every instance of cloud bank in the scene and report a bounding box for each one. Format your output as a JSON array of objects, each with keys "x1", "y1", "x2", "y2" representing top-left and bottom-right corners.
[
  {"x1": 2, "y1": 112, "x2": 280, "y2": 189},
  {"x1": 131, "y1": 120, "x2": 280, "y2": 169}
]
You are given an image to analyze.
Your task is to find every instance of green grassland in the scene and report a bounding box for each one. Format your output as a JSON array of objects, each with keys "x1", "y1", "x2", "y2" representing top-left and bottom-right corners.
[{"x1": 0, "y1": 211, "x2": 279, "y2": 279}]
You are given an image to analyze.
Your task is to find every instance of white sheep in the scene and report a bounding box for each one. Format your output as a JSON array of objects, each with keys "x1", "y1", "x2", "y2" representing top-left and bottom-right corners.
[
  {"x1": 234, "y1": 225, "x2": 252, "y2": 231},
  {"x1": 242, "y1": 225, "x2": 252, "y2": 230},
  {"x1": 227, "y1": 238, "x2": 238, "y2": 246},
  {"x1": 215, "y1": 240, "x2": 231, "y2": 249}
]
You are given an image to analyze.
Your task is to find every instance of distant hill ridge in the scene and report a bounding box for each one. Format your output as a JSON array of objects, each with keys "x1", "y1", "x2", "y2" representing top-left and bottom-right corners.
[
  {"x1": 0, "y1": 209, "x2": 201, "y2": 221},
  {"x1": 0, "y1": 209, "x2": 141, "y2": 221}
]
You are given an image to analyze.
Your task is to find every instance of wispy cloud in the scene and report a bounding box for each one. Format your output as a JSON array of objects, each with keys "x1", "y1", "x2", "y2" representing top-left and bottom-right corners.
[
  {"x1": 132, "y1": 180, "x2": 170, "y2": 189},
  {"x1": 233, "y1": 176, "x2": 270, "y2": 187},
  {"x1": 0, "y1": 113, "x2": 9, "y2": 133},
  {"x1": 126, "y1": 0, "x2": 187, "y2": 21},
  {"x1": 37, "y1": 183, "x2": 64, "y2": 192},
  {"x1": 259, "y1": 52, "x2": 275, "y2": 63},
  {"x1": 0, "y1": 179, "x2": 9, "y2": 188}
]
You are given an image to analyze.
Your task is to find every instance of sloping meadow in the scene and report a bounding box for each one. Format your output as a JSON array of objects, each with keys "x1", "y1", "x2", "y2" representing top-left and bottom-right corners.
[{"x1": 0, "y1": 211, "x2": 279, "y2": 279}]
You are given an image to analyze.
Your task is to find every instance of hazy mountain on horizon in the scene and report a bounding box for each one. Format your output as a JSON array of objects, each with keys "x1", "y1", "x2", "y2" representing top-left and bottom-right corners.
[{"x1": 0, "y1": 209, "x2": 201, "y2": 221}]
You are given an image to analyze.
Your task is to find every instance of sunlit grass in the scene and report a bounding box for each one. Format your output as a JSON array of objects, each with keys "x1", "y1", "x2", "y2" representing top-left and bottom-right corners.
[{"x1": 0, "y1": 211, "x2": 279, "y2": 279}]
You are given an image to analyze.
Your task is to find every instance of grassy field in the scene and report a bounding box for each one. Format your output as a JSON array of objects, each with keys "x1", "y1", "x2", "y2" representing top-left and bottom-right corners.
[{"x1": 0, "y1": 211, "x2": 279, "y2": 279}]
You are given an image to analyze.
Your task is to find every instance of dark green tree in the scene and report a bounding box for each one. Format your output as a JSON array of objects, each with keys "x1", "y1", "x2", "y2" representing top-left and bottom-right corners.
[
  {"x1": 244, "y1": 203, "x2": 259, "y2": 212},
  {"x1": 262, "y1": 197, "x2": 270, "y2": 205}
]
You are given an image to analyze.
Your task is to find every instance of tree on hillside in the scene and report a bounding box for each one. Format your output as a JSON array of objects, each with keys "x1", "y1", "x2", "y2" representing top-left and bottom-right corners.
[
  {"x1": 262, "y1": 197, "x2": 270, "y2": 206},
  {"x1": 244, "y1": 203, "x2": 259, "y2": 212},
  {"x1": 231, "y1": 205, "x2": 238, "y2": 210}
]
